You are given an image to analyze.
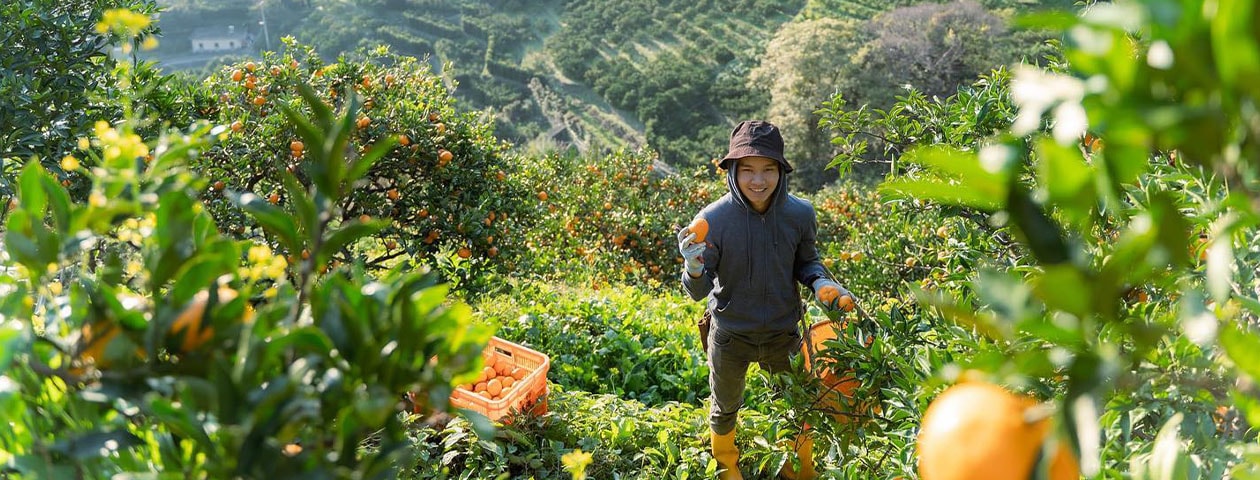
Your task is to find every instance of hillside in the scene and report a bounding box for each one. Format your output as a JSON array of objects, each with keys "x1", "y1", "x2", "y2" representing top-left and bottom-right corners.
[{"x1": 144, "y1": 0, "x2": 1071, "y2": 181}]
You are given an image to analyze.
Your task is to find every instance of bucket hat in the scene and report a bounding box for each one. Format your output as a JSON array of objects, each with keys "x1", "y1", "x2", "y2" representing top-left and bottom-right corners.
[{"x1": 718, "y1": 120, "x2": 792, "y2": 173}]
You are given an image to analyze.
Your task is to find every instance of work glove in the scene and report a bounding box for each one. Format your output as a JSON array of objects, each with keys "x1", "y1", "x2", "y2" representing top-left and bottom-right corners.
[
  {"x1": 812, "y1": 278, "x2": 855, "y2": 312},
  {"x1": 678, "y1": 231, "x2": 706, "y2": 277}
]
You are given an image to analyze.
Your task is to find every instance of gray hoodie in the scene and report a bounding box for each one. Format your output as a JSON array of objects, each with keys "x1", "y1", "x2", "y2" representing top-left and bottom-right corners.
[{"x1": 680, "y1": 166, "x2": 831, "y2": 337}]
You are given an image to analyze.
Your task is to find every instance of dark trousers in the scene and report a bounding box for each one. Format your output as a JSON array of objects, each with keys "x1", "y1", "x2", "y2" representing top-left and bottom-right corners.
[{"x1": 707, "y1": 326, "x2": 802, "y2": 434}]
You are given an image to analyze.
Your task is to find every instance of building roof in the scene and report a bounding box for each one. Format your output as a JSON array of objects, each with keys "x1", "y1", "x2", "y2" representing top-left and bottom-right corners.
[{"x1": 191, "y1": 26, "x2": 249, "y2": 41}]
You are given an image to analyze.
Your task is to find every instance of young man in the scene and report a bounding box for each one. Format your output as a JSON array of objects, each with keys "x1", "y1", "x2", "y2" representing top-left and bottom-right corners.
[{"x1": 677, "y1": 120, "x2": 854, "y2": 480}]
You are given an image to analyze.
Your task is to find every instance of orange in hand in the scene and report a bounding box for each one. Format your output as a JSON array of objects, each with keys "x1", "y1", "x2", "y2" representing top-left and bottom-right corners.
[
  {"x1": 818, "y1": 285, "x2": 855, "y2": 312},
  {"x1": 687, "y1": 218, "x2": 709, "y2": 243}
]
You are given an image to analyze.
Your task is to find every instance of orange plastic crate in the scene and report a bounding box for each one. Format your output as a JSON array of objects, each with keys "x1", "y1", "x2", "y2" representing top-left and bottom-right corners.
[{"x1": 449, "y1": 336, "x2": 549, "y2": 422}]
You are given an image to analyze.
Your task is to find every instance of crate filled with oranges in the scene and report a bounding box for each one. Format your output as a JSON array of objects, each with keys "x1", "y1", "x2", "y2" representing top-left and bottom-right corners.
[{"x1": 448, "y1": 336, "x2": 550, "y2": 422}]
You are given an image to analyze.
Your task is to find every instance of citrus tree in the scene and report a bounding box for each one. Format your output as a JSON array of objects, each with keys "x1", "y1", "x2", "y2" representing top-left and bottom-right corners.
[
  {"x1": 195, "y1": 39, "x2": 532, "y2": 294},
  {"x1": 819, "y1": 0, "x2": 1260, "y2": 478},
  {"x1": 0, "y1": 11, "x2": 492, "y2": 477}
]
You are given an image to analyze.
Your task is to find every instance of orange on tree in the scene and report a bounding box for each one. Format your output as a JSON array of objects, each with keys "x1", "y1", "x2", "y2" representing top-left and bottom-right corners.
[
  {"x1": 917, "y1": 381, "x2": 1079, "y2": 480},
  {"x1": 458, "y1": 247, "x2": 472, "y2": 259}
]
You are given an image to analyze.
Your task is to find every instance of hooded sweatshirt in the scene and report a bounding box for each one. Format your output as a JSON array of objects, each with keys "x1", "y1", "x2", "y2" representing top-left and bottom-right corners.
[{"x1": 680, "y1": 164, "x2": 830, "y2": 337}]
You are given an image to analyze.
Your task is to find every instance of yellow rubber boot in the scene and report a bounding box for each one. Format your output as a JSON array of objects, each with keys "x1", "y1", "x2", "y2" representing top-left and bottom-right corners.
[
  {"x1": 778, "y1": 433, "x2": 816, "y2": 480},
  {"x1": 711, "y1": 428, "x2": 743, "y2": 480}
]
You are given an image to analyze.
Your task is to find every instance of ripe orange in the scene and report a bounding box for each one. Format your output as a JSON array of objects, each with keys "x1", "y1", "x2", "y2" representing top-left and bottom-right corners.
[
  {"x1": 537, "y1": 191, "x2": 549, "y2": 201},
  {"x1": 244, "y1": 61, "x2": 257, "y2": 73},
  {"x1": 230, "y1": 69, "x2": 244, "y2": 82},
  {"x1": 398, "y1": 134, "x2": 410, "y2": 146},
  {"x1": 486, "y1": 378, "x2": 502, "y2": 396},
  {"x1": 170, "y1": 287, "x2": 252, "y2": 353},
  {"x1": 268, "y1": 193, "x2": 280, "y2": 204},
  {"x1": 230, "y1": 121, "x2": 243, "y2": 132},
  {"x1": 817, "y1": 285, "x2": 852, "y2": 310},
  {"x1": 687, "y1": 218, "x2": 709, "y2": 243},
  {"x1": 356, "y1": 116, "x2": 371, "y2": 129},
  {"x1": 438, "y1": 149, "x2": 453, "y2": 163},
  {"x1": 290, "y1": 140, "x2": 304, "y2": 152},
  {"x1": 212, "y1": 181, "x2": 226, "y2": 191},
  {"x1": 458, "y1": 247, "x2": 472, "y2": 259},
  {"x1": 917, "y1": 382, "x2": 1079, "y2": 480},
  {"x1": 387, "y1": 188, "x2": 400, "y2": 201}
]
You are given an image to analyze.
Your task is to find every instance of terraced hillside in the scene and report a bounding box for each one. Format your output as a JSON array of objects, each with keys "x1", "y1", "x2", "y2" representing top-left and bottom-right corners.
[{"x1": 147, "y1": 0, "x2": 1070, "y2": 169}]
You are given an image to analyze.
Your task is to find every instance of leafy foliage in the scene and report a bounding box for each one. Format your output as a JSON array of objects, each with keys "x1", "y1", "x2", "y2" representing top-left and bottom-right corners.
[
  {"x1": 0, "y1": 0, "x2": 158, "y2": 195},
  {"x1": 0, "y1": 18, "x2": 491, "y2": 477},
  {"x1": 196, "y1": 40, "x2": 532, "y2": 294}
]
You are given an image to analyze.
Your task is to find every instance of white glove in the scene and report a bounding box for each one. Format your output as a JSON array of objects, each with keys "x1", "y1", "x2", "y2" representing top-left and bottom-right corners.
[{"x1": 678, "y1": 231, "x2": 706, "y2": 276}]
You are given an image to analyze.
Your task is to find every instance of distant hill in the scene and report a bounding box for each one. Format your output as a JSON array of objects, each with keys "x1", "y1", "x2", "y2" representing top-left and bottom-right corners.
[{"x1": 145, "y1": 0, "x2": 1074, "y2": 174}]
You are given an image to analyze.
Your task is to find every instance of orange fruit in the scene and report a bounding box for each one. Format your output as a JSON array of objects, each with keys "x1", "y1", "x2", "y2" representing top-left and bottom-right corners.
[
  {"x1": 244, "y1": 61, "x2": 257, "y2": 72},
  {"x1": 481, "y1": 366, "x2": 495, "y2": 381},
  {"x1": 687, "y1": 217, "x2": 709, "y2": 243},
  {"x1": 511, "y1": 367, "x2": 526, "y2": 380},
  {"x1": 268, "y1": 193, "x2": 280, "y2": 204},
  {"x1": 213, "y1": 181, "x2": 226, "y2": 191},
  {"x1": 170, "y1": 287, "x2": 252, "y2": 354},
  {"x1": 435, "y1": 123, "x2": 446, "y2": 134},
  {"x1": 537, "y1": 191, "x2": 549, "y2": 201},
  {"x1": 230, "y1": 121, "x2": 243, "y2": 132},
  {"x1": 486, "y1": 378, "x2": 502, "y2": 396},
  {"x1": 231, "y1": 69, "x2": 244, "y2": 82},
  {"x1": 290, "y1": 140, "x2": 304, "y2": 152},
  {"x1": 485, "y1": 353, "x2": 498, "y2": 369},
  {"x1": 917, "y1": 382, "x2": 1079, "y2": 480},
  {"x1": 438, "y1": 149, "x2": 453, "y2": 163},
  {"x1": 502, "y1": 376, "x2": 515, "y2": 389},
  {"x1": 398, "y1": 134, "x2": 410, "y2": 146}
]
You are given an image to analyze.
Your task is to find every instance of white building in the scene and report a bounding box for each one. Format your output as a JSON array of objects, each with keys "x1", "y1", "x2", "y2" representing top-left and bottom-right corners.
[{"x1": 190, "y1": 26, "x2": 251, "y2": 53}]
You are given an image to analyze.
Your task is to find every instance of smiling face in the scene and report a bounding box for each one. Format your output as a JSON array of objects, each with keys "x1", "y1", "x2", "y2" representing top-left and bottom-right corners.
[{"x1": 735, "y1": 156, "x2": 780, "y2": 213}]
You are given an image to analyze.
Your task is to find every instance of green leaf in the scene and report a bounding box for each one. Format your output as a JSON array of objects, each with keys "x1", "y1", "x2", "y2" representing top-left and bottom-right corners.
[
  {"x1": 1008, "y1": 185, "x2": 1070, "y2": 265},
  {"x1": 346, "y1": 136, "x2": 398, "y2": 185},
  {"x1": 1036, "y1": 138, "x2": 1094, "y2": 230},
  {"x1": 880, "y1": 145, "x2": 1010, "y2": 210},
  {"x1": 231, "y1": 191, "x2": 300, "y2": 256},
  {"x1": 52, "y1": 430, "x2": 145, "y2": 461},
  {"x1": 1220, "y1": 321, "x2": 1260, "y2": 382},
  {"x1": 318, "y1": 219, "x2": 388, "y2": 267},
  {"x1": 1147, "y1": 413, "x2": 1190, "y2": 480},
  {"x1": 1032, "y1": 265, "x2": 1092, "y2": 319},
  {"x1": 912, "y1": 287, "x2": 1009, "y2": 341}
]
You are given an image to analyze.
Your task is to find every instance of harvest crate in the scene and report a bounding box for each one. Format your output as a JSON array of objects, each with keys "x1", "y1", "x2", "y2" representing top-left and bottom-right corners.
[{"x1": 449, "y1": 336, "x2": 549, "y2": 422}]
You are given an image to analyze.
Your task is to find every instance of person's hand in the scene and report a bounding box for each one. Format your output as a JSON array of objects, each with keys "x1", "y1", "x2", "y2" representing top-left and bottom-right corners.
[
  {"x1": 813, "y1": 278, "x2": 855, "y2": 312},
  {"x1": 678, "y1": 231, "x2": 706, "y2": 276}
]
